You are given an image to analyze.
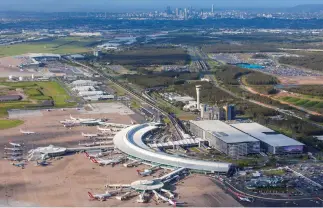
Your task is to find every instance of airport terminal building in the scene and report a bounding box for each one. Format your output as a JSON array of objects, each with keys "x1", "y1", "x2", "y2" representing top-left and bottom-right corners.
[
  {"x1": 230, "y1": 123, "x2": 304, "y2": 154},
  {"x1": 189, "y1": 120, "x2": 260, "y2": 157}
]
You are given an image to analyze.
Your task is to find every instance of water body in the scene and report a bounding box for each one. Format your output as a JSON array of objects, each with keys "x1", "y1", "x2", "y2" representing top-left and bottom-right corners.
[
  {"x1": 236, "y1": 63, "x2": 264, "y2": 69},
  {"x1": 275, "y1": 84, "x2": 299, "y2": 89}
]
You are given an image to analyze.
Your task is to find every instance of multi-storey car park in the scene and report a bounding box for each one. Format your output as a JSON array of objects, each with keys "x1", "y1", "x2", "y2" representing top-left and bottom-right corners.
[
  {"x1": 189, "y1": 120, "x2": 261, "y2": 157},
  {"x1": 113, "y1": 122, "x2": 232, "y2": 173}
]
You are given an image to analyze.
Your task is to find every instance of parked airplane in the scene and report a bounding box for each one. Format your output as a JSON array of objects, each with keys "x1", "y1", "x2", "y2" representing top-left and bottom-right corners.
[
  {"x1": 97, "y1": 126, "x2": 112, "y2": 132},
  {"x1": 131, "y1": 120, "x2": 136, "y2": 125},
  {"x1": 85, "y1": 151, "x2": 110, "y2": 159},
  {"x1": 70, "y1": 114, "x2": 96, "y2": 122},
  {"x1": 9, "y1": 142, "x2": 23, "y2": 147},
  {"x1": 64, "y1": 123, "x2": 77, "y2": 128},
  {"x1": 91, "y1": 157, "x2": 124, "y2": 166},
  {"x1": 88, "y1": 191, "x2": 112, "y2": 201},
  {"x1": 4, "y1": 147, "x2": 23, "y2": 151},
  {"x1": 137, "y1": 165, "x2": 160, "y2": 177},
  {"x1": 12, "y1": 162, "x2": 25, "y2": 168},
  {"x1": 238, "y1": 196, "x2": 252, "y2": 202},
  {"x1": 36, "y1": 160, "x2": 50, "y2": 166},
  {"x1": 82, "y1": 132, "x2": 99, "y2": 138},
  {"x1": 20, "y1": 129, "x2": 35, "y2": 135}
]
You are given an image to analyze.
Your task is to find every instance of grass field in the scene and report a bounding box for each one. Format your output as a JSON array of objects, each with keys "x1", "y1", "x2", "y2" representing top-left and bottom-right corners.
[
  {"x1": 0, "y1": 119, "x2": 24, "y2": 130},
  {"x1": 0, "y1": 81, "x2": 75, "y2": 117},
  {"x1": 280, "y1": 96, "x2": 323, "y2": 112},
  {"x1": 0, "y1": 37, "x2": 100, "y2": 57}
]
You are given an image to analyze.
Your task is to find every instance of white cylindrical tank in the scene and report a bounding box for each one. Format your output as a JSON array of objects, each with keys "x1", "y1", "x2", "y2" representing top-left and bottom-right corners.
[
  {"x1": 8, "y1": 75, "x2": 13, "y2": 80},
  {"x1": 31, "y1": 74, "x2": 34, "y2": 80},
  {"x1": 18, "y1": 76, "x2": 23, "y2": 81},
  {"x1": 196, "y1": 85, "x2": 201, "y2": 111}
]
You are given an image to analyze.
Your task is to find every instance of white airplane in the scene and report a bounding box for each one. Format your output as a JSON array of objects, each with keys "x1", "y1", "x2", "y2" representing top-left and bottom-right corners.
[
  {"x1": 36, "y1": 160, "x2": 50, "y2": 166},
  {"x1": 137, "y1": 169, "x2": 152, "y2": 177},
  {"x1": 88, "y1": 191, "x2": 112, "y2": 201},
  {"x1": 238, "y1": 196, "x2": 252, "y2": 202},
  {"x1": 85, "y1": 151, "x2": 110, "y2": 159},
  {"x1": 64, "y1": 123, "x2": 76, "y2": 128},
  {"x1": 20, "y1": 129, "x2": 35, "y2": 135},
  {"x1": 9, "y1": 142, "x2": 23, "y2": 147},
  {"x1": 97, "y1": 126, "x2": 112, "y2": 132},
  {"x1": 131, "y1": 120, "x2": 136, "y2": 125},
  {"x1": 4, "y1": 147, "x2": 23, "y2": 151},
  {"x1": 82, "y1": 132, "x2": 99, "y2": 138},
  {"x1": 70, "y1": 114, "x2": 96, "y2": 122},
  {"x1": 91, "y1": 157, "x2": 124, "y2": 166}
]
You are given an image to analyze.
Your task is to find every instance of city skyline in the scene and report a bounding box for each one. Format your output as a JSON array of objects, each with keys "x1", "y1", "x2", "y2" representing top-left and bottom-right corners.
[{"x1": 1, "y1": 0, "x2": 323, "y2": 12}]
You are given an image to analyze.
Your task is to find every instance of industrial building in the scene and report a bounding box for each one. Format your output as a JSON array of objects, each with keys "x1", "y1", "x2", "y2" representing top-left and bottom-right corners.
[
  {"x1": 200, "y1": 105, "x2": 226, "y2": 120},
  {"x1": 0, "y1": 95, "x2": 22, "y2": 102},
  {"x1": 72, "y1": 86, "x2": 96, "y2": 92},
  {"x1": 189, "y1": 120, "x2": 260, "y2": 157},
  {"x1": 70, "y1": 80, "x2": 98, "y2": 87},
  {"x1": 230, "y1": 123, "x2": 304, "y2": 154},
  {"x1": 83, "y1": 95, "x2": 115, "y2": 101},
  {"x1": 78, "y1": 91, "x2": 104, "y2": 97}
]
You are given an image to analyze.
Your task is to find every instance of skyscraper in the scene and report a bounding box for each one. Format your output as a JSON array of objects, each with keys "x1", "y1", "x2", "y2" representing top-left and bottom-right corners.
[{"x1": 212, "y1": 4, "x2": 214, "y2": 13}]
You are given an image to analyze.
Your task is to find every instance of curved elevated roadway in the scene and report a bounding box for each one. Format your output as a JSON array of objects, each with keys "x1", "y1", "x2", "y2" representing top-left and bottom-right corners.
[{"x1": 113, "y1": 123, "x2": 231, "y2": 173}]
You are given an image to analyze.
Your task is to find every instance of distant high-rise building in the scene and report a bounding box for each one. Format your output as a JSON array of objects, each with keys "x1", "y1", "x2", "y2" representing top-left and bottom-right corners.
[
  {"x1": 223, "y1": 104, "x2": 235, "y2": 121},
  {"x1": 166, "y1": 6, "x2": 172, "y2": 15},
  {"x1": 175, "y1": 8, "x2": 179, "y2": 16},
  {"x1": 184, "y1": 8, "x2": 188, "y2": 19},
  {"x1": 212, "y1": 4, "x2": 214, "y2": 13}
]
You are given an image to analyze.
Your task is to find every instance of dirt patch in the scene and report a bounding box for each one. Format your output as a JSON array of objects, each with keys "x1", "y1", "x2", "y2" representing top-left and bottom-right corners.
[{"x1": 278, "y1": 76, "x2": 323, "y2": 85}]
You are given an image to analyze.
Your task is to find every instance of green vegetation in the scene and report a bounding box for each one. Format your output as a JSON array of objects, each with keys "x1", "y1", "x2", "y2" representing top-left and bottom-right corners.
[
  {"x1": 252, "y1": 86, "x2": 279, "y2": 95},
  {"x1": 0, "y1": 119, "x2": 24, "y2": 130},
  {"x1": 284, "y1": 85, "x2": 323, "y2": 97},
  {"x1": 0, "y1": 37, "x2": 100, "y2": 57},
  {"x1": 100, "y1": 46, "x2": 190, "y2": 66},
  {"x1": 214, "y1": 65, "x2": 250, "y2": 85},
  {"x1": 203, "y1": 43, "x2": 280, "y2": 53},
  {"x1": 245, "y1": 73, "x2": 279, "y2": 85},
  {"x1": 263, "y1": 169, "x2": 286, "y2": 176},
  {"x1": 279, "y1": 53, "x2": 323, "y2": 72},
  {"x1": 130, "y1": 100, "x2": 140, "y2": 109},
  {"x1": 173, "y1": 81, "x2": 235, "y2": 106},
  {"x1": 280, "y1": 96, "x2": 323, "y2": 113},
  {"x1": 124, "y1": 72, "x2": 199, "y2": 88},
  {"x1": 0, "y1": 81, "x2": 74, "y2": 118}
]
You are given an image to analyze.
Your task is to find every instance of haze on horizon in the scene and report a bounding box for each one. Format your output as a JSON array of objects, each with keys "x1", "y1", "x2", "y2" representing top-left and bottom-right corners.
[{"x1": 1, "y1": 0, "x2": 323, "y2": 12}]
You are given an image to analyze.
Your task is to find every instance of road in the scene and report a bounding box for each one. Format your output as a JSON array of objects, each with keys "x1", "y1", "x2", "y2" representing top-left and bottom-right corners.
[{"x1": 65, "y1": 58, "x2": 185, "y2": 141}]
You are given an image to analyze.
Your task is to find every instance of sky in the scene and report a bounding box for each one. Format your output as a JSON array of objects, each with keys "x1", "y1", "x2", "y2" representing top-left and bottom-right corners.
[{"x1": 0, "y1": 0, "x2": 323, "y2": 12}]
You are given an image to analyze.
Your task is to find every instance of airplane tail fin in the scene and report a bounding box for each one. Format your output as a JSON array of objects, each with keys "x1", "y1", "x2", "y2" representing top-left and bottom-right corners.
[
  {"x1": 84, "y1": 152, "x2": 89, "y2": 158},
  {"x1": 88, "y1": 192, "x2": 95, "y2": 200},
  {"x1": 136, "y1": 170, "x2": 141, "y2": 175},
  {"x1": 91, "y1": 158, "x2": 98, "y2": 163}
]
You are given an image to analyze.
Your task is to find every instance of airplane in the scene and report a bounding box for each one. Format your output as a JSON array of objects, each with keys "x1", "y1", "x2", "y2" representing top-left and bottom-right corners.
[
  {"x1": 20, "y1": 129, "x2": 35, "y2": 135},
  {"x1": 91, "y1": 157, "x2": 124, "y2": 166},
  {"x1": 131, "y1": 120, "x2": 136, "y2": 125},
  {"x1": 82, "y1": 132, "x2": 99, "y2": 138},
  {"x1": 238, "y1": 196, "x2": 252, "y2": 202},
  {"x1": 137, "y1": 169, "x2": 153, "y2": 177},
  {"x1": 64, "y1": 123, "x2": 77, "y2": 128},
  {"x1": 36, "y1": 160, "x2": 50, "y2": 166},
  {"x1": 9, "y1": 142, "x2": 23, "y2": 147},
  {"x1": 168, "y1": 200, "x2": 186, "y2": 207},
  {"x1": 97, "y1": 126, "x2": 112, "y2": 132},
  {"x1": 12, "y1": 162, "x2": 25, "y2": 169},
  {"x1": 70, "y1": 114, "x2": 96, "y2": 122},
  {"x1": 85, "y1": 151, "x2": 110, "y2": 159},
  {"x1": 4, "y1": 147, "x2": 23, "y2": 151},
  {"x1": 88, "y1": 191, "x2": 112, "y2": 201}
]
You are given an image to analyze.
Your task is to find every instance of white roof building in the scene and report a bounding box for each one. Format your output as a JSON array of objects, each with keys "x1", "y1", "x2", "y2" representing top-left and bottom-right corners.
[
  {"x1": 78, "y1": 91, "x2": 104, "y2": 97},
  {"x1": 28, "y1": 145, "x2": 66, "y2": 161},
  {"x1": 70, "y1": 80, "x2": 98, "y2": 87},
  {"x1": 230, "y1": 123, "x2": 304, "y2": 154},
  {"x1": 83, "y1": 95, "x2": 115, "y2": 101},
  {"x1": 72, "y1": 86, "x2": 96, "y2": 92}
]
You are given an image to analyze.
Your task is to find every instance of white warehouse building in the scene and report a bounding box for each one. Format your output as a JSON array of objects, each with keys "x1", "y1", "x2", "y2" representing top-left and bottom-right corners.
[
  {"x1": 72, "y1": 86, "x2": 96, "y2": 92},
  {"x1": 78, "y1": 91, "x2": 104, "y2": 97},
  {"x1": 70, "y1": 80, "x2": 98, "y2": 87}
]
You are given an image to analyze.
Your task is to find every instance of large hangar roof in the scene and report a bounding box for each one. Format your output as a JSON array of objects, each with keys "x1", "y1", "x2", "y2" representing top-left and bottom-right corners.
[
  {"x1": 230, "y1": 123, "x2": 304, "y2": 147},
  {"x1": 190, "y1": 120, "x2": 258, "y2": 144}
]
